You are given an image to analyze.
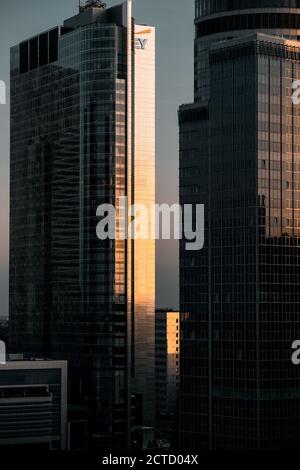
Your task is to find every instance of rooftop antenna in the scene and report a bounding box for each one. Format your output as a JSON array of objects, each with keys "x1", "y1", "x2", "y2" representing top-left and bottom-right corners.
[{"x1": 79, "y1": 1, "x2": 107, "y2": 13}]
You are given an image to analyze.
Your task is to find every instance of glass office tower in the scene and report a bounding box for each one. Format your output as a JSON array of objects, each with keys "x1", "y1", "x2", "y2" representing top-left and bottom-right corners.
[
  {"x1": 180, "y1": 1, "x2": 300, "y2": 449},
  {"x1": 9, "y1": 0, "x2": 155, "y2": 449}
]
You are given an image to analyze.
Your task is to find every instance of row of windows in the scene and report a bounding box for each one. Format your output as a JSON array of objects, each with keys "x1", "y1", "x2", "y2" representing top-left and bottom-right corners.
[{"x1": 197, "y1": 13, "x2": 300, "y2": 38}]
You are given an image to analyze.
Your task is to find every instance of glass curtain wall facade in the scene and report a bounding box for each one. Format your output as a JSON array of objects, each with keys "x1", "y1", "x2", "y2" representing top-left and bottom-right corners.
[
  {"x1": 9, "y1": 0, "x2": 155, "y2": 450},
  {"x1": 180, "y1": 1, "x2": 300, "y2": 450}
]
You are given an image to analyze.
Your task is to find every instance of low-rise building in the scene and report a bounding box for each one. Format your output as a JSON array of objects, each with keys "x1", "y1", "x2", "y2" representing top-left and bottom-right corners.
[{"x1": 0, "y1": 360, "x2": 67, "y2": 449}]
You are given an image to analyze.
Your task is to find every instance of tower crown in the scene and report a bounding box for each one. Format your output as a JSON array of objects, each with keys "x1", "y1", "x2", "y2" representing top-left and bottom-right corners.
[{"x1": 196, "y1": 0, "x2": 300, "y2": 20}]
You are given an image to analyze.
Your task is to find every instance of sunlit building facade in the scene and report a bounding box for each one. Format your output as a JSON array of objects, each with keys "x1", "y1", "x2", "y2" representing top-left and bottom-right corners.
[
  {"x1": 155, "y1": 309, "x2": 180, "y2": 416},
  {"x1": 180, "y1": 0, "x2": 300, "y2": 450},
  {"x1": 9, "y1": 0, "x2": 155, "y2": 449}
]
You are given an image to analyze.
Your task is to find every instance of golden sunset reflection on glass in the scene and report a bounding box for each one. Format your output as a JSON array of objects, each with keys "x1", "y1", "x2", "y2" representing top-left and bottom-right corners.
[{"x1": 132, "y1": 23, "x2": 156, "y2": 428}]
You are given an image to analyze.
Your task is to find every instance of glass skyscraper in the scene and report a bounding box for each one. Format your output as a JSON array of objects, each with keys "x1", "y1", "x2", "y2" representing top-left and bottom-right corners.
[
  {"x1": 180, "y1": 0, "x2": 300, "y2": 449},
  {"x1": 9, "y1": 0, "x2": 155, "y2": 450}
]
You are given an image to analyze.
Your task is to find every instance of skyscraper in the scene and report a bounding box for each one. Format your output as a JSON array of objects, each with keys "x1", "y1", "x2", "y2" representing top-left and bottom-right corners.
[
  {"x1": 155, "y1": 309, "x2": 180, "y2": 416},
  {"x1": 9, "y1": 0, "x2": 155, "y2": 450},
  {"x1": 180, "y1": 1, "x2": 300, "y2": 450}
]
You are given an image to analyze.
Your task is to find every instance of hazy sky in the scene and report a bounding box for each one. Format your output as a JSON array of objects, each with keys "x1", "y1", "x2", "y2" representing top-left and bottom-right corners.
[{"x1": 0, "y1": 0, "x2": 194, "y2": 317}]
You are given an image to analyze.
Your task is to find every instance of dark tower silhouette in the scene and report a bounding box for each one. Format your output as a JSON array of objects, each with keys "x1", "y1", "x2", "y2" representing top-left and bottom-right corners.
[{"x1": 180, "y1": 0, "x2": 300, "y2": 449}]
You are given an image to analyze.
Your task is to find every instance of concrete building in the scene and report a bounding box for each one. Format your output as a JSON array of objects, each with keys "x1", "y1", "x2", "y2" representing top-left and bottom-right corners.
[{"x1": 0, "y1": 360, "x2": 67, "y2": 449}]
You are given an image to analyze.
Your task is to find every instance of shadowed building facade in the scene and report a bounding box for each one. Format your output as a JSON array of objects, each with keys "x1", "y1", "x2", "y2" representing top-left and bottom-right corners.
[
  {"x1": 180, "y1": 0, "x2": 300, "y2": 450},
  {"x1": 0, "y1": 360, "x2": 67, "y2": 450},
  {"x1": 9, "y1": 0, "x2": 155, "y2": 449}
]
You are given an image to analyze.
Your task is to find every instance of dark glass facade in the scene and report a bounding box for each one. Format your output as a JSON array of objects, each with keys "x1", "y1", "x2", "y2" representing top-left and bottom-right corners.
[
  {"x1": 196, "y1": 0, "x2": 300, "y2": 19},
  {"x1": 180, "y1": 1, "x2": 300, "y2": 450},
  {"x1": 9, "y1": 1, "x2": 155, "y2": 450}
]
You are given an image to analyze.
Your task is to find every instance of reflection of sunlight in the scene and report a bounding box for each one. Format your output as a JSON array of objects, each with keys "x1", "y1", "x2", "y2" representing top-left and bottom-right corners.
[{"x1": 167, "y1": 311, "x2": 180, "y2": 355}]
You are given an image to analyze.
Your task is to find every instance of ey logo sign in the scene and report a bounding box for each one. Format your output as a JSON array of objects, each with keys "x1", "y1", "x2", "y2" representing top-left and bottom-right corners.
[
  {"x1": 0, "y1": 81, "x2": 6, "y2": 104},
  {"x1": 135, "y1": 28, "x2": 151, "y2": 50}
]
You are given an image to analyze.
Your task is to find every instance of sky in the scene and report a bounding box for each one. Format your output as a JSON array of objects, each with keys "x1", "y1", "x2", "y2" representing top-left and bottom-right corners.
[{"x1": 0, "y1": 0, "x2": 194, "y2": 317}]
